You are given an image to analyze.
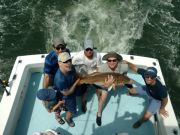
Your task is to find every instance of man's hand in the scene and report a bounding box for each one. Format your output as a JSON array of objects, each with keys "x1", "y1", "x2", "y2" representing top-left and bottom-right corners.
[
  {"x1": 103, "y1": 75, "x2": 115, "y2": 88},
  {"x1": 76, "y1": 78, "x2": 81, "y2": 85},
  {"x1": 159, "y1": 108, "x2": 169, "y2": 118},
  {"x1": 48, "y1": 108, "x2": 53, "y2": 113}
]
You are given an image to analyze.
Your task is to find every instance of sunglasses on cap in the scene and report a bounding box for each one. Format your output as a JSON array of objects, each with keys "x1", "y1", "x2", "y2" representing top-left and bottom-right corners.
[
  {"x1": 144, "y1": 74, "x2": 155, "y2": 79},
  {"x1": 85, "y1": 48, "x2": 93, "y2": 52},
  {"x1": 55, "y1": 45, "x2": 66, "y2": 50},
  {"x1": 62, "y1": 59, "x2": 72, "y2": 64},
  {"x1": 107, "y1": 59, "x2": 118, "y2": 63}
]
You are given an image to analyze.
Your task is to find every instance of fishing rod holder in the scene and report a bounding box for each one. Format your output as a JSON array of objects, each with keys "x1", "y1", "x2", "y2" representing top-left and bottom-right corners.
[{"x1": 0, "y1": 79, "x2": 10, "y2": 96}]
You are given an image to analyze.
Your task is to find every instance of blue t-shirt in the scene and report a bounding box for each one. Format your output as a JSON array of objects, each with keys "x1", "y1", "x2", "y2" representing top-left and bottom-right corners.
[
  {"x1": 44, "y1": 49, "x2": 71, "y2": 75},
  {"x1": 53, "y1": 66, "x2": 77, "y2": 99},
  {"x1": 44, "y1": 51, "x2": 58, "y2": 75},
  {"x1": 137, "y1": 68, "x2": 167, "y2": 101}
]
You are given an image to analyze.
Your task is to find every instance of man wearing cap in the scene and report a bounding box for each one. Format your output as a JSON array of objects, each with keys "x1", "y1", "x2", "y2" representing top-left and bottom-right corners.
[
  {"x1": 95, "y1": 51, "x2": 131, "y2": 126},
  {"x1": 53, "y1": 52, "x2": 83, "y2": 127},
  {"x1": 43, "y1": 38, "x2": 70, "y2": 88},
  {"x1": 36, "y1": 89, "x2": 65, "y2": 124},
  {"x1": 72, "y1": 39, "x2": 102, "y2": 74},
  {"x1": 72, "y1": 39, "x2": 102, "y2": 113},
  {"x1": 124, "y1": 61, "x2": 168, "y2": 128}
]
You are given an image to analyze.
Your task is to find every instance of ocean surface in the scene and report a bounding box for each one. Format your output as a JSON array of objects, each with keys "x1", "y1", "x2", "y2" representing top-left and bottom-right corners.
[{"x1": 0, "y1": 0, "x2": 180, "y2": 126}]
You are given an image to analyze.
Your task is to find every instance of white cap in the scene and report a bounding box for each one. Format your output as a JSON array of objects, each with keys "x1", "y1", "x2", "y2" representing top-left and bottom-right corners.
[
  {"x1": 58, "y1": 52, "x2": 71, "y2": 62},
  {"x1": 83, "y1": 39, "x2": 94, "y2": 49}
]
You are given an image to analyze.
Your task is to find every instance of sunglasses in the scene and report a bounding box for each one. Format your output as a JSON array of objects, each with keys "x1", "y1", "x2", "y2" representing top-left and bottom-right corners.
[
  {"x1": 107, "y1": 59, "x2": 118, "y2": 62},
  {"x1": 62, "y1": 59, "x2": 72, "y2": 64},
  {"x1": 55, "y1": 45, "x2": 66, "y2": 50},
  {"x1": 85, "y1": 48, "x2": 93, "y2": 52},
  {"x1": 144, "y1": 75, "x2": 155, "y2": 79}
]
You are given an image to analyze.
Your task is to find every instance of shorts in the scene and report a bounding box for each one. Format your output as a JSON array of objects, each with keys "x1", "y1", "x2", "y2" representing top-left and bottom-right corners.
[
  {"x1": 75, "y1": 84, "x2": 88, "y2": 96},
  {"x1": 64, "y1": 97, "x2": 77, "y2": 114},
  {"x1": 135, "y1": 86, "x2": 161, "y2": 114},
  {"x1": 93, "y1": 84, "x2": 109, "y2": 93}
]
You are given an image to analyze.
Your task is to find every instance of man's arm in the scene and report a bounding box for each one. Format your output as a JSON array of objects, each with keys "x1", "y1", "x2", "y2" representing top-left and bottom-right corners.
[
  {"x1": 50, "y1": 100, "x2": 65, "y2": 112},
  {"x1": 43, "y1": 74, "x2": 50, "y2": 88},
  {"x1": 160, "y1": 97, "x2": 168, "y2": 108},
  {"x1": 123, "y1": 60, "x2": 138, "y2": 72},
  {"x1": 61, "y1": 78, "x2": 80, "y2": 96},
  {"x1": 159, "y1": 97, "x2": 169, "y2": 117}
]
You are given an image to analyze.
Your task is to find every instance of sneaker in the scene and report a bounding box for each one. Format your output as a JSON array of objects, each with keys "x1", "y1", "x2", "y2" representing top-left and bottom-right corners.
[
  {"x1": 96, "y1": 114, "x2": 102, "y2": 126},
  {"x1": 65, "y1": 118, "x2": 75, "y2": 127},
  {"x1": 133, "y1": 120, "x2": 143, "y2": 128}
]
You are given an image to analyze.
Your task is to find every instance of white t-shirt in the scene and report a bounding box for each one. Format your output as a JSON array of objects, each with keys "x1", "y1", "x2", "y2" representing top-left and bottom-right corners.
[{"x1": 72, "y1": 50, "x2": 102, "y2": 74}]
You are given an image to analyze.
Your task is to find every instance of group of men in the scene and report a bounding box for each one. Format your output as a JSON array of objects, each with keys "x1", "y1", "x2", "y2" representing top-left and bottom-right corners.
[{"x1": 36, "y1": 38, "x2": 168, "y2": 129}]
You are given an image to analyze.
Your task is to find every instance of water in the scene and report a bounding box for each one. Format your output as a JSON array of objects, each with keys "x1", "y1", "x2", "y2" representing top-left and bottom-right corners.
[{"x1": 0, "y1": 0, "x2": 180, "y2": 125}]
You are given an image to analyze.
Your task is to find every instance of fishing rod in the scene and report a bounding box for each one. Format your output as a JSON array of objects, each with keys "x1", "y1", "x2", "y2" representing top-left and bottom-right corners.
[{"x1": 0, "y1": 79, "x2": 10, "y2": 96}]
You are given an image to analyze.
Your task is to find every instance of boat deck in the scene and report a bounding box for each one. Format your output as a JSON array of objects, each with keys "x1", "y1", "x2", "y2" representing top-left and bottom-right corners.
[{"x1": 14, "y1": 72, "x2": 155, "y2": 135}]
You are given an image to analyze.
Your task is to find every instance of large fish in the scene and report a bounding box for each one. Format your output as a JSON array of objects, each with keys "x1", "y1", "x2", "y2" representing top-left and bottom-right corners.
[{"x1": 79, "y1": 72, "x2": 130, "y2": 85}]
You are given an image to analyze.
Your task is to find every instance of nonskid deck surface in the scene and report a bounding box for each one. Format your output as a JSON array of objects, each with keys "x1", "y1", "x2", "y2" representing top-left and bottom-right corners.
[{"x1": 15, "y1": 72, "x2": 155, "y2": 135}]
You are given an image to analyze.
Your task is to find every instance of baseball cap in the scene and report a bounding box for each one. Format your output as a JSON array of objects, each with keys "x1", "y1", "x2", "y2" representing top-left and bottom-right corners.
[
  {"x1": 58, "y1": 52, "x2": 71, "y2": 62},
  {"x1": 36, "y1": 89, "x2": 56, "y2": 101},
  {"x1": 144, "y1": 67, "x2": 157, "y2": 78},
  {"x1": 83, "y1": 39, "x2": 94, "y2": 49},
  {"x1": 53, "y1": 38, "x2": 66, "y2": 47}
]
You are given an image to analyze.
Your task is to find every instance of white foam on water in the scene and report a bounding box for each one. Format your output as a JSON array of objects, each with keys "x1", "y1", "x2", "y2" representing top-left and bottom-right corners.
[{"x1": 44, "y1": 0, "x2": 150, "y2": 53}]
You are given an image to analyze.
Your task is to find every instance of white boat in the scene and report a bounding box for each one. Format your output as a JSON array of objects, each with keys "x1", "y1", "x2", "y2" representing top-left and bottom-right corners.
[{"x1": 0, "y1": 53, "x2": 179, "y2": 135}]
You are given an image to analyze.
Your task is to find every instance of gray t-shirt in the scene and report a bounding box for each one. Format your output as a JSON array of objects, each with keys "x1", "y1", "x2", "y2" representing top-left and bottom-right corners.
[{"x1": 98, "y1": 63, "x2": 128, "y2": 74}]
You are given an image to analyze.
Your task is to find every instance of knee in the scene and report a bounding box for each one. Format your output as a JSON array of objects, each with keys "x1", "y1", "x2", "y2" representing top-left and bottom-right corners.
[
  {"x1": 96, "y1": 89, "x2": 102, "y2": 96},
  {"x1": 100, "y1": 92, "x2": 107, "y2": 102},
  {"x1": 143, "y1": 112, "x2": 152, "y2": 120}
]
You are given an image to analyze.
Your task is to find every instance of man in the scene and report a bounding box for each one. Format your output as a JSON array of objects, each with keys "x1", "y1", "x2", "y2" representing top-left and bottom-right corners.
[
  {"x1": 124, "y1": 61, "x2": 168, "y2": 128},
  {"x1": 72, "y1": 39, "x2": 102, "y2": 112},
  {"x1": 36, "y1": 89, "x2": 65, "y2": 125},
  {"x1": 53, "y1": 52, "x2": 83, "y2": 127},
  {"x1": 43, "y1": 38, "x2": 70, "y2": 88},
  {"x1": 95, "y1": 52, "x2": 130, "y2": 126},
  {"x1": 72, "y1": 39, "x2": 102, "y2": 74}
]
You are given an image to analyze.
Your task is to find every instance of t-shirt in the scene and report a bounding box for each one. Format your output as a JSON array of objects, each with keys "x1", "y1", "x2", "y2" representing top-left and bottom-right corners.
[
  {"x1": 98, "y1": 63, "x2": 128, "y2": 74},
  {"x1": 72, "y1": 50, "x2": 102, "y2": 74},
  {"x1": 53, "y1": 66, "x2": 77, "y2": 99},
  {"x1": 93, "y1": 62, "x2": 128, "y2": 89},
  {"x1": 137, "y1": 68, "x2": 168, "y2": 101},
  {"x1": 44, "y1": 51, "x2": 58, "y2": 75}
]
